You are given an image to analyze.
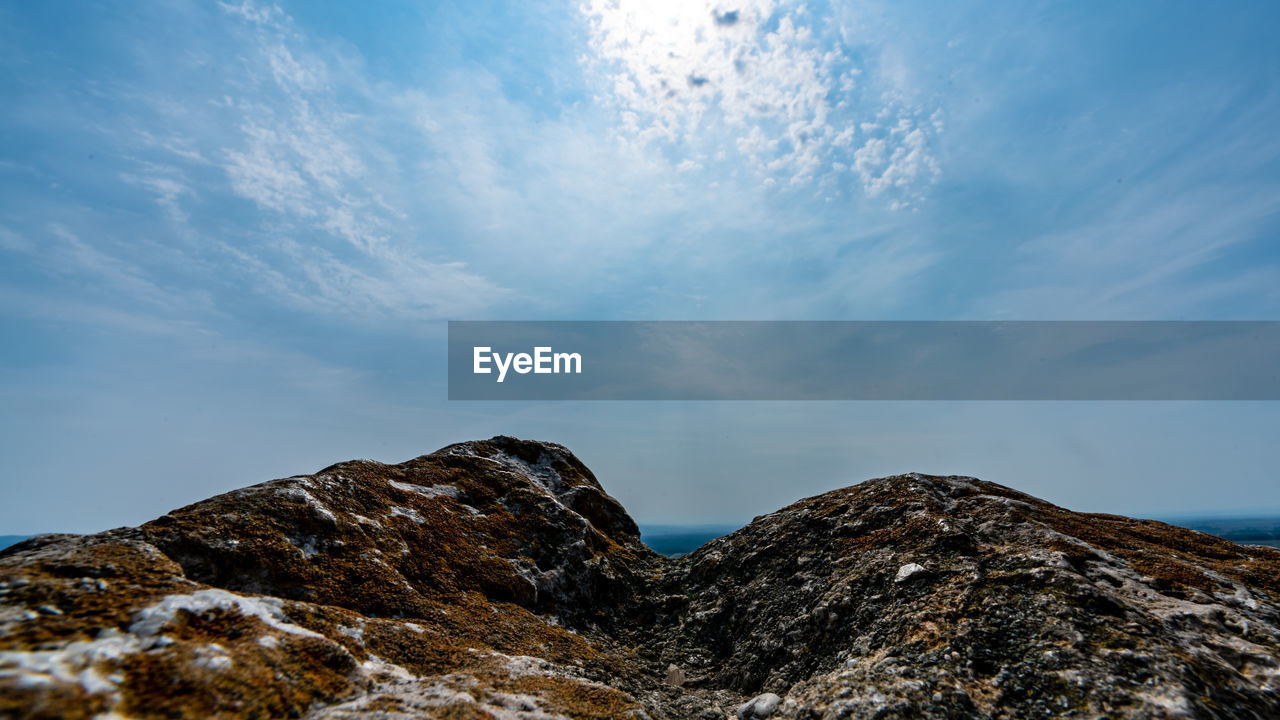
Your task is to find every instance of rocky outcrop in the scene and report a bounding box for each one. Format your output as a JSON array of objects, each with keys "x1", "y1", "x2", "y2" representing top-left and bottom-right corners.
[
  {"x1": 2, "y1": 437, "x2": 1279, "y2": 719},
  {"x1": 135, "y1": 437, "x2": 654, "y2": 625},
  {"x1": 642, "y1": 475, "x2": 1280, "y2": 719}
]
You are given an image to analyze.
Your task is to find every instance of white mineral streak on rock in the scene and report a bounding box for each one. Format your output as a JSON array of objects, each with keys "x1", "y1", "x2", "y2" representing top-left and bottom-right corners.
[
  {"x1": 277, "y1": 486, "x2": 338, "y2": 524},
  {"x1": 389, "y1": 480, "x2": 462, "y2": 499}
]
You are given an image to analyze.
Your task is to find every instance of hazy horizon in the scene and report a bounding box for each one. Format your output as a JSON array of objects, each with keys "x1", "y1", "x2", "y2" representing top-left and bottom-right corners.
[{"x1": 5, "y1": 429, "x2": 1280, "y2": 536}]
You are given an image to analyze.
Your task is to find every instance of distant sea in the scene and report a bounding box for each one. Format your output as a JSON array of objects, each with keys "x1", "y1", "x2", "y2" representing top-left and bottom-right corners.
[
  {"x1": 0, "y1": 535, "x2": 31, "y2": 552},
  {"x1": 638, "y1": 525, "x2": 740, "y2": 557},
  {"x1": 1167, "y1": 517, "x2": 1280, "y2": 549}
]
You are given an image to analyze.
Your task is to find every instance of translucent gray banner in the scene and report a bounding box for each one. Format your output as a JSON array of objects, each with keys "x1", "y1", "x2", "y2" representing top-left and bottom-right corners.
[{"x1": 447, "y1": 321, "x2": 1280, "y2": 400}]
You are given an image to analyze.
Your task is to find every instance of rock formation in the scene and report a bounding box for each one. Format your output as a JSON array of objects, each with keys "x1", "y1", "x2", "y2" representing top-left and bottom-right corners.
[{"x1": 2, "y1": 437, "x2": 1278, "y2": 719}]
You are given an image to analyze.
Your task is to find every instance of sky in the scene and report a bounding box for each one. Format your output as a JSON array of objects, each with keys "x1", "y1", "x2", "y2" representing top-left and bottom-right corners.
[{"x1": 2, "y1": 0, "x2": 1279, "y2": 534}]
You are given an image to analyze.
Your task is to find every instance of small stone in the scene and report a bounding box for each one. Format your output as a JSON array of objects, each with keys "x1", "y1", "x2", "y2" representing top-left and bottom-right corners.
[
  {"x1": 894, "y1": 563, "x2": 926, "y2": 583},
  {"x1": 665, "y1": 663, "x2": 685, "y2": 686},
  {"x1": 738, "y1": 692, "x2": 782, "y2": 719}
]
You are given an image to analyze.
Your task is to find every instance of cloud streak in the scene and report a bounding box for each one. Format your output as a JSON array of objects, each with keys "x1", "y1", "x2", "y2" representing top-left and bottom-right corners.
[{"x1": 207, "y1": 3, "x2": 509, "y2": 320}]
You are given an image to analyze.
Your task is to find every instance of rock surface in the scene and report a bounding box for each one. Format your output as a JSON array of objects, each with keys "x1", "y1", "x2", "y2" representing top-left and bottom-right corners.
[
  {"x1": 2, "y1": 436, "x2": 1279, "y2": 719},
  {"x1": 738, "y1": 692, "x2": 782, "y2": 719}
]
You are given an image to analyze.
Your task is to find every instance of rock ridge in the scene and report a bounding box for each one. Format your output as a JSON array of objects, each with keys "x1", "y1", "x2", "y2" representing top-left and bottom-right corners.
[{"x1": 2, "y1": 438, "x2": 1279, "y2": 719}]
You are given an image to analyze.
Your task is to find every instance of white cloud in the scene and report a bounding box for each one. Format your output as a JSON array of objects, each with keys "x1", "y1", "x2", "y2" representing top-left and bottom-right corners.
[
  {"x1": 216, "y1": 0, "x2": 282, "y2": 26},
  {"x1": 582, "y1": 0, "x2": 941, "y2": 206},
  {"x1": 224, "y1": 124, "x2": 318, "y2": 217},
  {"x1": 120, "y1": 164, "x2": 193, "y2": 224},
  {"x1": 852, "y1": 119, "x2": 939, "y2": 200}
]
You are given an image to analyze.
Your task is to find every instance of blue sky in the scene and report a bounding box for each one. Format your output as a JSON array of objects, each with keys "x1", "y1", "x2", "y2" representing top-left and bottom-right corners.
[{"x1": 2, "y1": 0, "x2": 1279, "y2": 533}]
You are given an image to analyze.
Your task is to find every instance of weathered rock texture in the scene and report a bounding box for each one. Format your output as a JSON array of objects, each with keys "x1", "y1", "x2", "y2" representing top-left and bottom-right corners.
[{"x1": 2, "y1": 437, "x2": 1279, "y2": 719}]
